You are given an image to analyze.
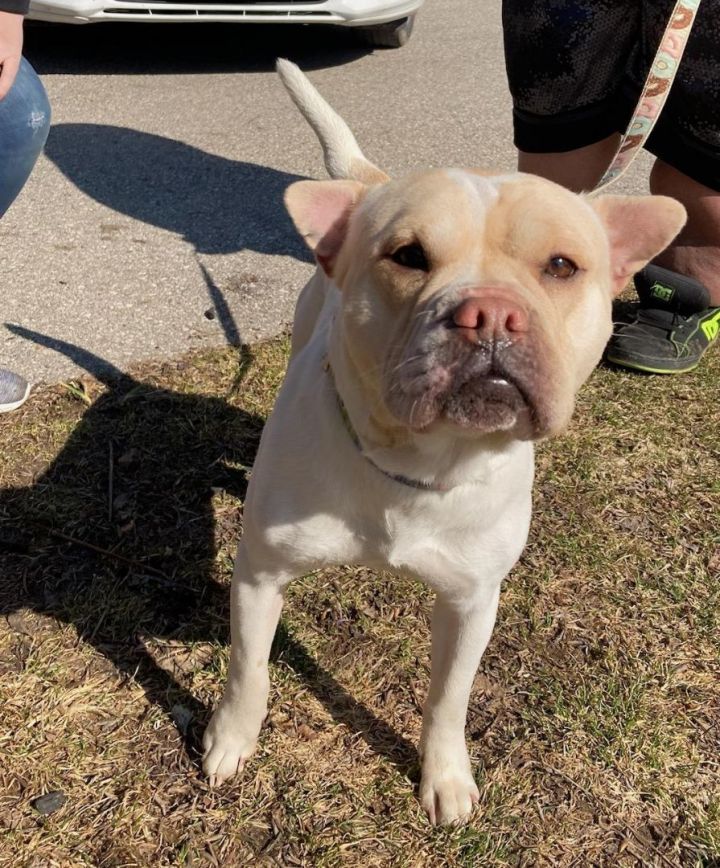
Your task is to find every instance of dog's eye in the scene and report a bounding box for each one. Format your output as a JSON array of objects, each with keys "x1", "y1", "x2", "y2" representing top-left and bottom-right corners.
[
  {"x1": 389, "y1": 243, "x2": 429, "y2": 272},
  {"x1": 545, "y1": 256, "x2": 577, "y2": 279}
]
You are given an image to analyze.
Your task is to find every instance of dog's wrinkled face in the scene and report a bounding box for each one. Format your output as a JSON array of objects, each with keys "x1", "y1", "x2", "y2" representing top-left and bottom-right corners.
[
  {"x1": 286, "y1": 170, "x2": 685, "y2": 440},
  {"x1": 335, "y1": 171, "x2": 613, "y2": 440}
]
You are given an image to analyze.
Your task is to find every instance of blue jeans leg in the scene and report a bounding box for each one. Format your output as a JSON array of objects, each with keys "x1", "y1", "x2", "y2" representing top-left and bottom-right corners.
[{"x1": 0, "y1": 56, "x2": 51, "y2": 217}]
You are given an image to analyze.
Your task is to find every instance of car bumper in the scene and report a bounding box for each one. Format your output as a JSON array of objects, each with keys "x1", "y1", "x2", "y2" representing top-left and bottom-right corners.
[{"x1": 27, "y1": 0, "x2": 422, "y2": 25}]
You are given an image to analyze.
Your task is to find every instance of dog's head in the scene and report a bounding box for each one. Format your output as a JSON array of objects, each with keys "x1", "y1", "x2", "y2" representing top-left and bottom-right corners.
[{"x1": 286, "y1": 170, "x2": 685, "y2": 440}]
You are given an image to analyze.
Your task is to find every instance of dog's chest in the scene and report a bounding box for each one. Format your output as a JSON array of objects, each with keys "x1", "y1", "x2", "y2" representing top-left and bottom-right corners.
[{"x1": 367, "y1": 486, "x2": 532, "y2": 595}]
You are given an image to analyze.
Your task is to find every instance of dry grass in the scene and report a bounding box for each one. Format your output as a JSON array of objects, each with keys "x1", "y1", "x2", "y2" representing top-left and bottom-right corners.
[{"x1": 0, "y1": 333, "x2": 717, "y2": 867}]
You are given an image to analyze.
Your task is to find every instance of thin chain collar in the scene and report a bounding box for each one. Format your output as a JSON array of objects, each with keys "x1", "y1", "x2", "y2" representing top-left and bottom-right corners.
[{"x1": 324, "y1": 359, "x2": 452, "y2": 493}]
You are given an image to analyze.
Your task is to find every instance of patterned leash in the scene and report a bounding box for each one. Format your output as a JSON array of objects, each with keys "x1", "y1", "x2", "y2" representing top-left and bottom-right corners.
[{"x1": 593, "y1": 0, "x2": 702, "y2": 192}]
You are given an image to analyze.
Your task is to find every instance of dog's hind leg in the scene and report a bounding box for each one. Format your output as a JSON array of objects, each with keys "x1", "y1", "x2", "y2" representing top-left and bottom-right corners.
[
  {"x1": 203, "y1": 542, "x2": 291, "y2": 785},
  {"x1": 418, "y1": 582, "x2": 502, "y2": 825}
]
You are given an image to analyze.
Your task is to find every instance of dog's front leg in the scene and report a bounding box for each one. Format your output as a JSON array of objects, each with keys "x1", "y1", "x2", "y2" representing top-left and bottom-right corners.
[
  {"x1": 203, "y1": 542, "x2": 289, "y2": 786},
  {"x1": 419, "y1": 582, "x2": 501, "y2": 825}
]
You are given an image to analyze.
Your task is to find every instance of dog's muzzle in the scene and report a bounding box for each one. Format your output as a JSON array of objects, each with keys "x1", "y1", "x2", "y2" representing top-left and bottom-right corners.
[{"x1": 384, "y1": 290, "x2": 546, "y2": 436}]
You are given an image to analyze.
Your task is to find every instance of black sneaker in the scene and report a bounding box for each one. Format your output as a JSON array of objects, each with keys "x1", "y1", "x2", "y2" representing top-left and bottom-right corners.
[{"x1": 605, "y1": 265, "x2": 720, "y2": 374}]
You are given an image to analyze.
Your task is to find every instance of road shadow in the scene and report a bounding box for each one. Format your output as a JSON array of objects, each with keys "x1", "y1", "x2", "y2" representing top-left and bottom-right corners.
[
  {"x1": 25, "y1": 22, "x2": 372, "y2": 76},
  {"x1": 1, "y1": 321, "x2": 418, "y2": 779},
  {"x1": 44, "y1": 123, "x2": 314, "y2": 259}
]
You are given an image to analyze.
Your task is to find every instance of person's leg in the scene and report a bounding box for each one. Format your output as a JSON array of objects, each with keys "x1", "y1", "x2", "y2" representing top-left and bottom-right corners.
[
  {"x1": 604, "y1": 159, "x2": 720, "y2": 374},
  {"x1": 602, "y1": 0, "x2": 720, "y2": 374},
  {"x1": 518, "y1": 134, "x2": 621, "y2": 193},
  {"x1": 649, "y1": 159, "x2": 720, "y2": 305},
  {"x1": 0, "y1": 56, "x2": 51, "y2": 217},
  {"x1": 0, "y1": 56, "x2": 51, "y2": 411},
  {"x1": 603, "y1": 159, "x2": 720, "y2": 374}
]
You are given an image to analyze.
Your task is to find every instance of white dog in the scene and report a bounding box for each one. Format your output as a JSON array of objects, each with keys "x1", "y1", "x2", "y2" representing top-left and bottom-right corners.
[{"x1": 203, "y1": 61, "x2": 685, "y2": 825}]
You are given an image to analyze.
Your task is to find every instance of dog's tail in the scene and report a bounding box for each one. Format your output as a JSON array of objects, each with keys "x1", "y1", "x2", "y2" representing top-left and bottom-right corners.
[{"x1": 276, "y1": 59, "x2": 388, "y2": 185}]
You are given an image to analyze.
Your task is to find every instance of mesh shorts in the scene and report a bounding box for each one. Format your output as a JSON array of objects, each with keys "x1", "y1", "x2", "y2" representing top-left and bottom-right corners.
[{"x1": 502, "y1": 0, "x2": 720, "y2": 190}]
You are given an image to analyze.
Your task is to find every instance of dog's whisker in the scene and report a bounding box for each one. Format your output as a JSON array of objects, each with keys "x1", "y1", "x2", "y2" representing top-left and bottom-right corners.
[
  {"x1": 388, "y1": 353, "x2": 427, "y2": 376},
  {"x1": 408, "y1": 398, "x2": 419, "y2": 428}
]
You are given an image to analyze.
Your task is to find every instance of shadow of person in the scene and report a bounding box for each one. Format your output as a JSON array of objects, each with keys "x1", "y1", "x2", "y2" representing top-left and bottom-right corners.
[
  {"x1": 0, "y1": 323, "x2": 418, "y2": 777},
  {"x1": 25, "y1": 22, "x2": 371, "y2": 77},
  {"x1": 44, "y1": 124, "x2": 314, "y2": 259}
]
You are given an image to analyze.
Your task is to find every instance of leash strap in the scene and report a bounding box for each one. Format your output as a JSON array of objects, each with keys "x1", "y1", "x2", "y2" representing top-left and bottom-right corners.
[{"x1": 593, "y1": 0, "x2": 702, "y2": 192}]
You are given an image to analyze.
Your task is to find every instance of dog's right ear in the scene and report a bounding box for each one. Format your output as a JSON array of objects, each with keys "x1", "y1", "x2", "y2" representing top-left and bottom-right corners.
[{"x1": 285, "y1": 179, "x2": 366, "y2": 277}]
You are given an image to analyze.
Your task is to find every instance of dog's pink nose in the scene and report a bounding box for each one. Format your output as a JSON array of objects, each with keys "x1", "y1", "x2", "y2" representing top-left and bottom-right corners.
[{"x1": 451, "y1": 295, "x2": 529, "y2": 342}]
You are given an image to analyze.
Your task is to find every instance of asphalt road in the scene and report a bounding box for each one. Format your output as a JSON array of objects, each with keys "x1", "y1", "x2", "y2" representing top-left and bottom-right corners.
[{"x1": 3, "y1": 2, "x2": 654, "y2": 382}]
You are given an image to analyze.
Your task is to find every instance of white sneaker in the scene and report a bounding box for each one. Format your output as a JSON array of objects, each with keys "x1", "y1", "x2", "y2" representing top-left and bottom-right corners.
[{"x1": 0, "y1": 369, "x2": 31, "y2": 412}]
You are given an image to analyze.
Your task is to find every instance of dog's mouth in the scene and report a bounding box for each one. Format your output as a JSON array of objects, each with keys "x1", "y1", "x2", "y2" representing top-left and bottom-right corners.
[
  {"x1": 442, "y1": 371, "x2": 531, "y2": 431},
  {"x1": 385, "y1": 341, "x2": 543, "y2": 437}
]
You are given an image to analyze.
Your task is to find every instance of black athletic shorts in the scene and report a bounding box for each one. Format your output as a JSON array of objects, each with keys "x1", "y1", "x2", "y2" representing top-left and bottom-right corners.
[{"x1": 502, "y1": 0, "x2": 720, "y2": 190}]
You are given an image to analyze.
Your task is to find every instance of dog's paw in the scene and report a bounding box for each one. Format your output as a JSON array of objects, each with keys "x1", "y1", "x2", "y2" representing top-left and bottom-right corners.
[
  {"x1": 419, "y1": 750, "x2": 480, "y2": 825},
  {"x1": 202, "y1": 707, "x2": 259, "y2": 787}
]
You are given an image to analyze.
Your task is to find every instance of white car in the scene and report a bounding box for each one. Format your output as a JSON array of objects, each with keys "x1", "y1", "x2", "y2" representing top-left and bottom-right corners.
[{"x1": 27, "y1": 0, "x2": 423, "y2": 47}]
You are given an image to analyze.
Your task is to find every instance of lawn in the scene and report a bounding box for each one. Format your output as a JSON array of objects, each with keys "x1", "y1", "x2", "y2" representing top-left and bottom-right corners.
[{"x1": 0, "y1": 334, "x2": 717, "y2": 866}]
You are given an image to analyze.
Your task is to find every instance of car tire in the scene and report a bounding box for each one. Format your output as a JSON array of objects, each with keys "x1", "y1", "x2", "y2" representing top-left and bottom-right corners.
[{"x1": 356, "y1": 15, "x2": 415, "y2": 49}]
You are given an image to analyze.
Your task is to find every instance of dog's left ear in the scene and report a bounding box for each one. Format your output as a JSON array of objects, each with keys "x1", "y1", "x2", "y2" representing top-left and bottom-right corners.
[
  {"x1": 591, "y1": 195, "x2": 687, "y2": 295},
  {"x1": 285, "y1": 179, "x2": 366, "y2": 277}
]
